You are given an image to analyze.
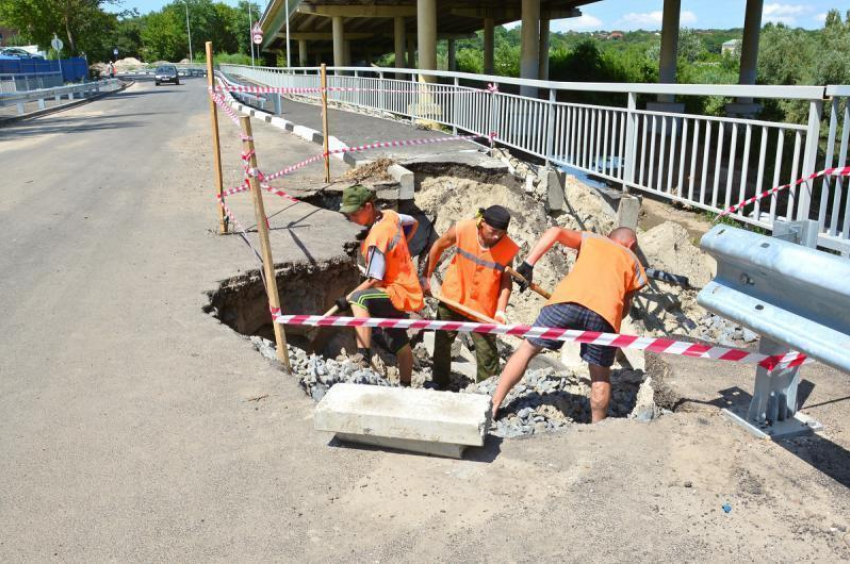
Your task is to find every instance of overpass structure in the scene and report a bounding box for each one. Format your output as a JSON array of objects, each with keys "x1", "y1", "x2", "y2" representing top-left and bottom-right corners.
[{"x1": 260, "y1": 0, "x2": 770, "y2": 106}]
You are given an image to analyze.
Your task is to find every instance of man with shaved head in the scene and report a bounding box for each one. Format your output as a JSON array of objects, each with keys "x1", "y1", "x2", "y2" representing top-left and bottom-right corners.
[{"x1": 491, "y1": 226, "x2": 646, "y2": 423}]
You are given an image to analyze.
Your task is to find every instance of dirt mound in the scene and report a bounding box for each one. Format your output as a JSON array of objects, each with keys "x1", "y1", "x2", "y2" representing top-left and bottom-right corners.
[
  {"x1": 343, "y1": 158, "x2": 394, "y2": 183},
  {"x1": 638, "y1": 222, "x2": 715, "y2": 289},
  {"x1": 114, "y1": 57, "x2": 144, "y2": 68}
]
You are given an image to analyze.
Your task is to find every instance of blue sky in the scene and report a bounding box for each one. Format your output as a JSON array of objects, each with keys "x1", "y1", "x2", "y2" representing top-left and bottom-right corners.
[{"x1": 111, "y1": 0, "x2": 842, "y2": 31}]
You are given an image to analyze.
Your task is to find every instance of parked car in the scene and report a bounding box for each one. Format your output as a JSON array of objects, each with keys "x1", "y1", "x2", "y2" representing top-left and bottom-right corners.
[
  {"x1": 154, "y1": 65, "x2": 179, "y2": 86},
  {"x1": 0, "y1": 47, "x2": 45, "y2": 60}
]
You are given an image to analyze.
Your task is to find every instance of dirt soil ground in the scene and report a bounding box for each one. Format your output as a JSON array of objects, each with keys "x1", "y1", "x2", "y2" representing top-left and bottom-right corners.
[{"x1": 1, "y1": 80, "x2": 849, "y2": 562}]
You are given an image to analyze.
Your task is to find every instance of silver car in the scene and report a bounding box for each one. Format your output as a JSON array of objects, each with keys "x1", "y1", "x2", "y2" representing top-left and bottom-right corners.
[{"x1": 154, "y1": 65, "x2": 180, "y2": 86}]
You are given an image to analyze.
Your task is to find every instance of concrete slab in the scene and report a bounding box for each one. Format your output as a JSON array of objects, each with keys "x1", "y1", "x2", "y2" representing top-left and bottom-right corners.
[
  {"x1": 387, "y1": 164, "x2": 415, "y2": 199},
  {"x1": 314, "y1": 383, "x2": 491, "y2": 457}
]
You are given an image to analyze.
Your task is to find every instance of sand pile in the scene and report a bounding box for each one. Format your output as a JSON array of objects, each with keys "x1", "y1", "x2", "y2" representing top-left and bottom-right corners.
[
  {"x1": 114, "y1": 57, "x2": 144, "y2": 68},
  {"x1": 638, "y1": 222, "x2": 715, "y2": 289}
]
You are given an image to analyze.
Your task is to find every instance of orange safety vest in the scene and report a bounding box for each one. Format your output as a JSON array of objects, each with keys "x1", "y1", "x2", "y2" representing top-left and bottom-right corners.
[
  {"x1": 441, "y1": 219, "x2": 519, "y2": 319},
  {"x1": 361, "y1": 210, "x2": 424, "y2": 312},
  {"x1": 548, "y1": 232, "x2": 646, "y2": 332}
]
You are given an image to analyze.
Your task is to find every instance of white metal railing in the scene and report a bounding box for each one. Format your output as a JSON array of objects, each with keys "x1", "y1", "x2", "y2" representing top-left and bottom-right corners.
[
  {"x1": 220, "y1": 64, "x2": 850, "y2": 255},
  {"x1": 0, "y1": 79, "x2": 122, "y2": 117}
]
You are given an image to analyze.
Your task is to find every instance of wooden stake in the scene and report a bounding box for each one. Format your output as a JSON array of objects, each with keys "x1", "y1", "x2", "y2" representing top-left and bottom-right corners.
[
  {"x1": 240, "y1": 116, "x2": 292, "y2": 371},
  {"x1": 320, "y1": 63, "x2": 331, "y2": 182},
  {"x1": 205, "y1": 42, "x2": 228, "y2": 234}
]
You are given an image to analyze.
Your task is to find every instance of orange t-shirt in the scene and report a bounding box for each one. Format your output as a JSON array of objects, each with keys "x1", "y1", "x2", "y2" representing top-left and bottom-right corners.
[{"x1": 547, "y1": 232, "x2": 646, "y2": 331}]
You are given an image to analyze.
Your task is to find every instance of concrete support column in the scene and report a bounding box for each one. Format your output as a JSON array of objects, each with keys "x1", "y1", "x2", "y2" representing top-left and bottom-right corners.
[
  {"x1": 407, "y1": 36, "x2": 416, "y2": 73},
  {"x1": 735, "y1": 0, "x2": 763, "y2": 107},
  {"x1": 657, "y1": 0, "x2": 680, "y2": 103},
  {"x1": 332, "y1": 16, "x2": 345, "y2": 72},
  {"x1": 394, "y1": 16, "x2": 407, "y2": 71},
  {"x1": 298, "y1": 39, "x2": 308, "y2": 67},
  {"x1": 448, "y1": 38, "x2": 457, "y2": 72},
  {"x1": 520, "y1": 0, "x2": 540, "y2": 97},
  {"x1": 417, "y1": 0, "x2": 437, "y2": 82},
  {"x1": 538, "y1": 18, "x2": 550, "y2": 80},
  {"x1": 483, "y1": 18, "x2": 495, "y2": 75}
]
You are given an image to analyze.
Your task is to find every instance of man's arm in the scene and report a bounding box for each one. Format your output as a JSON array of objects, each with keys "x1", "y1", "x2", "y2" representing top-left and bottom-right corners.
[
  {"x1": 524, "y1": 227, "x2": 582, "y2": 266},
  {"x1": 422, "y1": 225, "x2": 457, "y2": 282},
  {"x1": 398, "y1": 213, "x2": 419, "y2": 243},
  {"x1": 495, "y1": 265, "x2": 513, "y2": 324}
]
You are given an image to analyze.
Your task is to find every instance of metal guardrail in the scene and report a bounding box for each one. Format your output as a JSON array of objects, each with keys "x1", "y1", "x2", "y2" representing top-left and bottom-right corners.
[
  {"x1": 0, "y1": 79, "x2": 122, "y2": 116},
  {"x1": 220, "y1": 64, "x2": 850, "y2": 255},
  {"x1": 0, "y1": 71, "x2": 64, "y2": 93},
  {"x1": 698, "y1": 221, "x2": 850, "y2": 439}
]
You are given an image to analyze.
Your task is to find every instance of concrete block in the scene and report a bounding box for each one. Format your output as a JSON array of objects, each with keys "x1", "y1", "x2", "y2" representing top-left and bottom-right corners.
[
  {"x1": 541, "y1": 167, "x2": 566, "y2": 211},
  {"x1": 617, "y1": 194, "x2": 641, "y2": 231},
  {"x1": 388, "y1": 164, "x2": 415, "y2": 200},
  {"x1": 314, "y1": 383, "x2": 491, "y2": 458}
]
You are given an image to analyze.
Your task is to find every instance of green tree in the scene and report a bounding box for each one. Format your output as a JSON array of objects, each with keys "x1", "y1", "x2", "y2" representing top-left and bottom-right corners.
[{"x1": 0, "y1": 0, "x2": 118, "y2": 55}]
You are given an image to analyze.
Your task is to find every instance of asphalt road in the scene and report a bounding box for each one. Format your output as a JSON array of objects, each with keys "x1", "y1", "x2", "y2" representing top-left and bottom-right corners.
[{"x1": 1, "y1": 78, "x2": 849, "y2": 563}]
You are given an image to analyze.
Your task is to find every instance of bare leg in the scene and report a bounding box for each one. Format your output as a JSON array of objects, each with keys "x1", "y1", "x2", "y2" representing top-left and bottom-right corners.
[
  {"x1": 490, "y1": 340, "x2": 542, "y2": 418},
  {"x1": 397, "y1": 344, "x2": 413, "y2": 386},
  {"x1": 350, "y1": 303, "x2": 372, "y2": 349},
  {"x1": 589, "y1": 364, "x2": 612, "y2": 423}
]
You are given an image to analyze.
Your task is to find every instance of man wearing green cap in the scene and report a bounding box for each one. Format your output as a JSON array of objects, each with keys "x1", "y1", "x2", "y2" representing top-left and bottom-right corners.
[
  {"x1": 422, "y1": 205, "x2": 519, "y2": 389},
  {"x1": 337, "y1": 185, "x2": 424, "y2": 386}
]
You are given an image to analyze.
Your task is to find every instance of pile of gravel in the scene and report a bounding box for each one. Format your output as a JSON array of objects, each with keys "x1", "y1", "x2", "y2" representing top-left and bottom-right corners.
[
  {"x1": 465, "y1": 368, "x2": 652, "y2": 438},
  {"x1": 250, "y1": 337, "x2": 661, "y2": 437},
  {"x1": 693, "y1": 313, "x2": 759, "y2": 347}
]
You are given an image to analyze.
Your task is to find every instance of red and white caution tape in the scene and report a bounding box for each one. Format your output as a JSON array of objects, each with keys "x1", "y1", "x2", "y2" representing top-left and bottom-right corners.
[
  {"x1": 272, "y1": 313, "x2": 810, "y2": 371},
  {"x1": 717, "y1": 166, "x2": 850, "y2": 221},
  {"x1": 209, "y1": 88, "x2": 241, "y2": 125}
]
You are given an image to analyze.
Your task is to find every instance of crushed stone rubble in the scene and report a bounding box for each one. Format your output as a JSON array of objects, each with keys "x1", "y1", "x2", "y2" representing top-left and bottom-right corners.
[{"x1": 250, "y1": 336, "x2": 661, "y2": 436}]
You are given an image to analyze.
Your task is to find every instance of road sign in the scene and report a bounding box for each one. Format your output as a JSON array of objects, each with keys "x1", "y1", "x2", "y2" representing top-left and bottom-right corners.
[
  {"x1": 51, "y1": 35, "x2": 63, "y2": 52},
  {"x1": 113, "y1": 48, "x2": 119, "y2": 56},
  {"x1": 252, "y1": 23, "x2": 263, "y2": 45}
]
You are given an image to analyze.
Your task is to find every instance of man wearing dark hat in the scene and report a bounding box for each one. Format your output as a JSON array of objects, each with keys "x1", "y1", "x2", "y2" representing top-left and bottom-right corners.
[
  {"x1": 337, "y1": 185, "x2": 423, "y2": 386},
  {"x1": 422, "y1": 205, "x2": 519, "y2": 389}
]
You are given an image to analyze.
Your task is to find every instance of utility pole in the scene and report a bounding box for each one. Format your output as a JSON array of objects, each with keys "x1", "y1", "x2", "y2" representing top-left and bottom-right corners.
[
  {"x1": 247, "y1": 1, "x2": 255, "y2": 67},
  {"x1": 183, "y1": 1, "x2": 193, "y2": 63}
]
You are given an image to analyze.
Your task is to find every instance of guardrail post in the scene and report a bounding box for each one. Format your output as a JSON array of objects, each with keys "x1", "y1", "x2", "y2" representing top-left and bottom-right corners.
[
  {"x1": 379, "y1": 71, "x2": 385, "y2": 113},
  {"x1": 798, "y1": 99, "x2": 823, "y2": 221},
  {"x1": 545, "y1": 89, "x2": 556, "y2": 165},
  {"x1": 622, "y1": 92, "x2": 638, "y2": 194},
  {"x1": 239, "y1": 116, "x2": 292, "y2": 372},
  {"x1": 452, "y1": 77, "x2": 459, "y2": 135},
  {"x1": 37, "y1": 97, "x2": 45, "y2": 110},
  {"x1": 16, "y1": 101, "x2": 24, "y2": 115}
]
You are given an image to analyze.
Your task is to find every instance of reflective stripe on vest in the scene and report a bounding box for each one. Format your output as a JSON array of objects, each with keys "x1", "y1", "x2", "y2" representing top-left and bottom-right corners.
[{"x1": 456, "y1": 246, "x2": 505, "y2": 272}]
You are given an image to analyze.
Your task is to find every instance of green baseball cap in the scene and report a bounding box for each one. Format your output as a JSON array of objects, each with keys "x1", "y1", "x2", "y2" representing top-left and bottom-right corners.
[{"x1": 339, "y1": 184, "x2": 375, "y2": 214}]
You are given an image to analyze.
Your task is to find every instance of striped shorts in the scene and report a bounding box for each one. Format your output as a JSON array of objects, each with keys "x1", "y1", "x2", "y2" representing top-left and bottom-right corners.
[
  {"x1": 527, "y1": 302, "x2": 617, "y2": 368},
  {"x1": 348, "y1": 288, "x2": 410, "y2": 353}
]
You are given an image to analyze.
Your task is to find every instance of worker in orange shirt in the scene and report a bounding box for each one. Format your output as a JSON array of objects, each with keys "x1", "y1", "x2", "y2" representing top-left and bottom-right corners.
[
  {"x1": 491, "y1": 226, "x2": 646, "y2": 422},
  {"x1": 337, "y1": 185, "x2": 423, "y2": 386},
  {"x1": 422, "y1": 206, "x2": 519, "y2": 390}
]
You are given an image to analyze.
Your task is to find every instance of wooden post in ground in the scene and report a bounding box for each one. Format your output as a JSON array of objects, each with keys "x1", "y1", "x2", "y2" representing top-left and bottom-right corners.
[
  {"x1": 320, "y1": 63, "x2": 331, "y2": 182},
  {"x1": 239, "y1": 116, "x2": 292, "y2": 371},
  {"x1": 205, "y1": 41, "x2": 228, "y2": 234}
]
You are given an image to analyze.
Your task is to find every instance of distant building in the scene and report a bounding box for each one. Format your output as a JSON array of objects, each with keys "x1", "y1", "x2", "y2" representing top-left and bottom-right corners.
[
  {"x1": 607, "y1": 31, "x2": 624, "y2": 40},
  {"x1": 722, "y1": 39, "x2": 741, "y2": 55},
  {"x1": 0, "y1": 26, "x2": 19, "y2": 47}
]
